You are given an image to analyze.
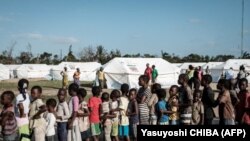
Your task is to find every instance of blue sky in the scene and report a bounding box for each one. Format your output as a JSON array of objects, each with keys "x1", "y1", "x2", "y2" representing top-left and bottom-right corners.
[{"x1": 0, "y1": 0, "x2": 249, "y2": 58}]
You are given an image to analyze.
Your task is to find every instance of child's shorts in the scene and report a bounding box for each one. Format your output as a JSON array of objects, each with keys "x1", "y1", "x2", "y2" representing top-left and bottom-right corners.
[
  {"x1": 91, "y1": 123, "x2": 101, "y2": 136},
  {"x1": 111, "y1": 121, "x2": 119, "y2": 136},
  {"x1": 129, "y1": 123, "x2": 138, "y2": 138},
  {"x1": 119, "y1": 125, "x2": 129, "y2": 136},
  {"x1": 81, "y1": 128, "x2": 91, "y2": 140}
]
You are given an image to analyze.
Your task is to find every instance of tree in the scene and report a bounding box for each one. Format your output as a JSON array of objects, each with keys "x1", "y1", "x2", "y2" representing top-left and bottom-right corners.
[
  {"x1": 96, "y1": 45, "x2": 108, "y2": 64},
  {"x1": 64, "y1": 45, "x2": 77, "y2": 62},
  {"x1": 79, "y1": 46, "x2": 97, "y2": 62},
  {"x1": 242, "y1": 51, "x2": 250, "y2": 59},
  {"x1": 18, "y1": 52, "x2": 32, "y2": 63},
  {"x1": 39, "y1": 52, "x2": 52, "y2": 64}
]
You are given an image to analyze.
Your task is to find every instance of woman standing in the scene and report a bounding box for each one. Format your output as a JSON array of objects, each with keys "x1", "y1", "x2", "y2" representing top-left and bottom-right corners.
[
  {"x1": 61, "y1": 67, "x2": 69, "y2": 89},
  {"x1": 73, "y1": 68, "x2": 81, "y2": 87}
]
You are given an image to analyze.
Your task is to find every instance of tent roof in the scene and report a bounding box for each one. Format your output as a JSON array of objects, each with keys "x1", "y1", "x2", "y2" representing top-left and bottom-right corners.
[
  {"x1": 53, "y1": 62, "x2": 101, "y2": 71},
  {"x1": 0, "y1": 64, "x2": 9, "y2": 70},
  {"x1": 202, "y1": 62, "x2": 224, "y2": 69},
  {"x1": 179, "y1": 62, "x2": 207, "y2": 70},
  {"x1": 16, "y1": 64, "x2": 50, "y2": 71},
  {"x1": 103, "y1": 57, "x2": 179, "y2": 75},
  {"x1": 212, "y1": 59, "x2": 250, "y2": 70}
]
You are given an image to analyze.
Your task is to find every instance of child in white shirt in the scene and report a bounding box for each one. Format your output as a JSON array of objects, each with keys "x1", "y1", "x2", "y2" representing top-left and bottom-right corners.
[{"x1": 45, "y1": 98, "x2": 57, "y2": 141}]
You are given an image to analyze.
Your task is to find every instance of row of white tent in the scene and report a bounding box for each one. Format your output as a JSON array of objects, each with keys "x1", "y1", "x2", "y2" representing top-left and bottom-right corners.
[{"x1": 0, "y1": 58, "x2": 250, "y2": 89}]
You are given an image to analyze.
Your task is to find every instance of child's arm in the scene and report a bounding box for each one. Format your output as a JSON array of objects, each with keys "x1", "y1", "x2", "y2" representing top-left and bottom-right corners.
[
  {"x1": 18, "y1": 103, "x2": 26, "y2": 118},
  {"x1": 33, "y1": 105, "x2": 47, "y2": 119},
  {"x1": 78, "y1": 108, "x2": 90, "y2": 117},
  {"x1": 127, "y1": 101, "x2": 138, "y2": 116}
]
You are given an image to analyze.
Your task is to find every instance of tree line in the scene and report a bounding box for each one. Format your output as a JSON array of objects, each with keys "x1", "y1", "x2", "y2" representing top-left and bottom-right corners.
[{"x1": 1, "y1": 42, "x2": 250, "y2": 65}]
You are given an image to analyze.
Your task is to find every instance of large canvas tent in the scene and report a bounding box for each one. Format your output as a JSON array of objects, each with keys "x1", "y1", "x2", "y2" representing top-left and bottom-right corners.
[
  {"x1": 103, "y1": 57, "x2": 180, "y2": 89},
  {"x1": 50, "y1": 62, "x2": 101, "y2": 81},
  {"x1": 15, "y1": 64, "x2": 50, "y2": 79},
  {"x1": 179, "y1": 62, "x2": 206, "y2": 74},
  {"x1": 210, "y1": 59, "x2": 250, "y2": 83},
  {"x1": 0, "y1": 64, "x2": 10, "y2": 80}
]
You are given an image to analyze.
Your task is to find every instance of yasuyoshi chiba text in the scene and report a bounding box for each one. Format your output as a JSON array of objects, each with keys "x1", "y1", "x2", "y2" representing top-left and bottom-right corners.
[{"x1": 141, "y1": 128, "x2": 246, "y2": 138}]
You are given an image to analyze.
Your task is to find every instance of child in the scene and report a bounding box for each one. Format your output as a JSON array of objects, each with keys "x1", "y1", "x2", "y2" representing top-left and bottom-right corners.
[
  {"x1": 137, "y1": 75, "x2": 152, "y2": 125},
  {"x1": 236, "y1": 78, "x2": 250, "y2": 125},
  {"x1": 127, "y1": 88, "x2": 139, "y2": 141},
  {"x1": 155, "y1": 89, "x2": 172, "y2": 125},
  {"x1": 215, "y1": 79, "x2": 235, "y2": 125},
  {"x1": 101, "y1": 92, "x2": 114, "y2": 141},
  {"x1": 168, "y1": 85, "x2": 179, "y2": 125},
  {"x1": 45, "y1": 98, "x2": 57, "y2": 141},
  {"x1": 119, "y1": 84, "x2": 130, "y2": 141},
  {"x1": 178, "y1": 74, "x2": 193, "y2": 125},
  {"x1": 109, "y1": 90, "x2": 120, "y2": 141},
  {"x1": 67, "y1": 83, "x2": 82, "y2": 141},
  {"x1": 88, "y1": 86, "x2": 102, "y2": 141},
  {"x1": 201, "y1": 74, "x2": 215, "y2": 125},
  {"x1": 148, "y1": 83, "x2": 161, "y2": 125},
  {"x1": 15, "y1": 79, "x2": 31, "y2": 141},
  {"x1": 0, "y1": 91, "x2": 19, "y2": 141},
  {"x1": 191, "y1": 90, "x2": 204, "y2": 125},
  {"x1": 77, "y1": 88, "x2": 91, "y2": 141},
  {"x1": 56, "y1": 89, "x2": 70, "y2": 141},
  {"x1": 29, "y1": 86, "x2": 47, "y2": 141}
]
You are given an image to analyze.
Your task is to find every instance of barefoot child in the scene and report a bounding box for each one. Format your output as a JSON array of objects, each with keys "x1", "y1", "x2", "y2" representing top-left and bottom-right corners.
[
  {"x1": 15, "y1": 79, "x2": 31, "y2": 141},
  {"x1": 56, "y1": 89, "x2": 70, "y2": 141},
  {"x1": 168, "y1": 85, "x2": 179, "y2": 125},
  {"x1": 29, "y1": 86, "x2": 47, "y2": 141},
  {"x1": 88, "y1": 86, "x2": 102, "y2": 141},
  {"x1": 127, "y1": 88, "x2": 139, "y2": 141},
  {"x1": 0, "y1": 91, "x2": 19, "y2": 141},
  {"x1": 77, "y1": 88, "x2": 91, "y2": 141},
  {"x1": 191, "y1": 90, "x2": 204, "y2": 125},
  {"x1": 45, "y1": 99, "x2": 57, "y2": 141},
  {"x1": 67, "y1": 83, "x2": 82, "y2": 141}
]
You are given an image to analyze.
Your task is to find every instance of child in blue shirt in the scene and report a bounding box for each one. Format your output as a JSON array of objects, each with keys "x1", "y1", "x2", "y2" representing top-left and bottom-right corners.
[{"x1": 155, "y1": 89, "x2": 173, "y2": 125}]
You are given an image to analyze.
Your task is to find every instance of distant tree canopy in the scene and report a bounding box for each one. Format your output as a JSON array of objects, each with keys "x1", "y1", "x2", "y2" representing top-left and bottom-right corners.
[{"x1": 0, "y1": 42, "x2": 249, "y2": 65}]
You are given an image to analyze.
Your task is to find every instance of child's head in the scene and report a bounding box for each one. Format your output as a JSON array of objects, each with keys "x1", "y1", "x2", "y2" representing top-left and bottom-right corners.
[
  {"x1": 193, "y1": 90, "x2": 202, "y2": 102},
  {"x1": 31, "y1": 86, "x2": 42, "y2": 100},
  {"x1": 217, "y1": 79, "x2": 230, "y2": 91},
  {"x1": 138, "y1": 75, "x2": 149, "y2": 86},
  {"x1": 92, "y1": 86, "x2": 101, "y2": 97},
  {"x1": 156, "y1": 89, "x2": 166, "y2": 100},
  {"x1": 57, "y1": 88, "x2": 67, "y2": 102},
  {"x1": 178, "y1": 74, "x2": 189, "y2": 85},
  {"x1": 169, "y1": 85, "x2": 179, "y2": 96},
  {"x1": 120, "y1": 83, "x2": 129, "y2": 96},
  {"x1": 151, "y1": 83, "x2": 161, "y2": 93},
  {"x1": 110, "y1": 89, "x2": 120, "y2": 101},
  {"x1": 238, "y1": 78, "x2": 248, "y2": 91},
  {"x1": 101, "y1": 92, "x2": 109, "y2": 102},
  {"x1": 18, "y1": 79, "x2": 29, "y2": 100},
  {"x1": 129, "y1": 88, "x2": 137, "y2": 101},
  {"x1": 46, "y1": 98, "x2": 57, "y2": 112},
  {"x1": 1, "y1": 91, "x2": 15, "y2": 106},
  {"x1": 68, "y1": 83, "x2": 79, "y2": 96},
  {"x1": 77, "y1": 88, "x2": 87, "y2": 102},
  {"x1": 201, "y1": 75, "x2": 212, "y2": 86}
]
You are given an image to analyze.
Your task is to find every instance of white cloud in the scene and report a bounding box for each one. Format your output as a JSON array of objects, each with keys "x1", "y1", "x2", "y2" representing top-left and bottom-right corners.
[
  {"x1": 12, "y1": 33, "x2": 79, "y2": 44},
  {"x1": 0, "y1": 16, "x2": 13, "y2": 22},
  {"x1": 188, "y1": 18, "x2": 202, "y2": 24}
]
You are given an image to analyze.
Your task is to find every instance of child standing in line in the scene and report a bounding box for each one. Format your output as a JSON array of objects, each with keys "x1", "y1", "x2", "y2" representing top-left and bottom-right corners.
[
  {"x1": 88, "y1": 86, "x2": 102, "y2": 141},
  {"x1": 168, "y1": 85, "x2": 179, "y2": 125},
  {"x1": 101, "y1": 92, "x2": 115, "y2": 141},
  {"x1": 119, "y1": 84, "x2": 130, "y2": 141},
  {"x1": 155, "y1": 89, "x2": 173, "y2": 125},
  {"x1": 15, "y1": 79, "x2": 31, "y2": 141},
  {"x1": 178, "y1": 74, "x2": 193, "y2": 125},
  {"x1": 56, "y1": 89, "x2": 70, "y2": 141},
  {"x1": 0, "y1": 91, "x2": 19, "y2": 141},
  {"x1": 29, "y1": 86, "x2": 47, "y2": 141},
  {"x1": 191, "y1": 90, "x2": 204, "y2": 125},
  {"x1": 236, "y1": 78, "x2": 250, "y2": 125},
  {"x1": 45, "y1": 98, "x2": 57, "y2": 141},
  {"x1": 127, "y1": 88, "x2": 139, "y2": 141},
  {"x1": 77, "y1": 88, "x2": 91, "y2": 141},
  {"x1": 148, "y1": 83, "x2": 161, "y2": 125},
  {"x1": 67, "y1": 83, "x2": 82, "y2": 141},
  {"x1": 110, "y1": 90, "x2": 120, "y2": 141}
]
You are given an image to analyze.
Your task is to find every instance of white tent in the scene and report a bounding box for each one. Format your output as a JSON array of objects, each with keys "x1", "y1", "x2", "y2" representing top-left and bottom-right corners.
[
  {"x1": 0, "y1": 64, "x2": 10, "y2": 80},
  {"x1": 179, "y1": 62, "x2": 207, "y2": 74},
  {"x1": 15, "y1": 64, "x2": 50, "y2": 79},
  {"x1": 50, "y1": 62, "x2": 101, "y2": 81},
  {"x1": 5, "y1": 65, "x2": 21, "y2": 78},
  {"x1": 211, "y1": 59, "x2": 250, "y2": 83},
  {"x1": 103, "y1": 57, "x2": 180, "y2": 89},
  {"x1": 172, "y1": 63, "x2": 183, "y2": 68}
]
